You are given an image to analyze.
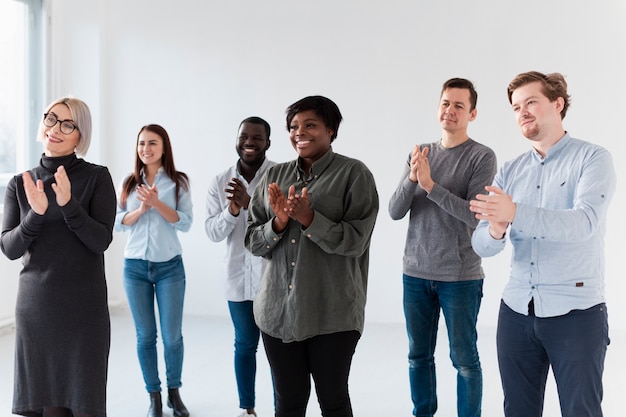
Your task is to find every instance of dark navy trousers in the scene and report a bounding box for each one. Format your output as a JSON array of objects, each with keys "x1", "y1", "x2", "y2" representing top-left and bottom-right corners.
[{"x1": 497, "y1": 300, "x2": 609, "y2": 417}]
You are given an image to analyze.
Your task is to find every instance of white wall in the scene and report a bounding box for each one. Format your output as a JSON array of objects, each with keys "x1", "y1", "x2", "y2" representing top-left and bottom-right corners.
[{"x1": 1, "y1": 0, "x2": 624, "y2": 330}]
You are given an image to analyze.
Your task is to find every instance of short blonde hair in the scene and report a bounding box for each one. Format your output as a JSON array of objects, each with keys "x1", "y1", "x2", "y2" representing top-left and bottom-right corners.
[{"x1": 40, "y1": 97, "x2": 92, "y2": 156}]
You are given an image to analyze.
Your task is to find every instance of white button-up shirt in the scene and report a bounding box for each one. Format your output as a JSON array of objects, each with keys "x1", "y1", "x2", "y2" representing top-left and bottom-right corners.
[{"x1": 205, "y1": 158, "x2": 275, "y2": 301}]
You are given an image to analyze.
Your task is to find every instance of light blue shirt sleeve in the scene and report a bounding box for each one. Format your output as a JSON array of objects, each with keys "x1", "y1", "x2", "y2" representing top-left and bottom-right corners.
[
  {"x1": 511, "y1": 145, "x2": 613, "y2": 242},
  {"x1": 173, "y1": 183, "x2": 193, "y2": 233},
  {"x1": 472, "y1": 134, "x2": 616, "y2": 317}
]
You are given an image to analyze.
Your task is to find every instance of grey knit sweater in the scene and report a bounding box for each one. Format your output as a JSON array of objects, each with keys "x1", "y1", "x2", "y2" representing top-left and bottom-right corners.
[{"x1": 389, "y1": 139, "x2": 496, "y2": 281}]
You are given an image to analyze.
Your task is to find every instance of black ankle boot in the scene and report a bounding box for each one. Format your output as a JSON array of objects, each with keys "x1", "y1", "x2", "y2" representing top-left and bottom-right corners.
[
  {"x1": 147, "y1": 391, "x2": 162, "y2": 417},
  {"x1": 167, "y1": 388, "x2": 190, "y2": 417}
]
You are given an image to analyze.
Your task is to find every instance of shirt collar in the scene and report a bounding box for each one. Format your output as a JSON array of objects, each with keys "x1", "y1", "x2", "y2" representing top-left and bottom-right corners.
[
  {"x1": 294, "y1": 147, "x2": 335, "y2": 181},
  {"x1": 236, "y1": 157, "x2": 272, "y2": 183},
  {"x1": 139, "y1": 165, "x2": 164, "y2": 181},
  {"x1": 532, "y1": 132, "x2": 571, "y2": 162}
]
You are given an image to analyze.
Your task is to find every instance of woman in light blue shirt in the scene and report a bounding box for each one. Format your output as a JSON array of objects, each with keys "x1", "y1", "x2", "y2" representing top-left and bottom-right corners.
[{"x1": 115, "y1": 124, "x2": 193, "y2": 417}]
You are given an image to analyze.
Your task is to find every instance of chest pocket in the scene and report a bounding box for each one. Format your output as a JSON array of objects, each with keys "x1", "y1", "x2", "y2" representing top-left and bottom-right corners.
[{"x1": 308, "y1": 191, "x2": 344, "y2": 222}]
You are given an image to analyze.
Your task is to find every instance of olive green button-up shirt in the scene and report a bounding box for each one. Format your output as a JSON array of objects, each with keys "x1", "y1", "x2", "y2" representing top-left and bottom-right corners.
[{"x1": 246, "y1": 148, "x2": 379, "y2": 342}]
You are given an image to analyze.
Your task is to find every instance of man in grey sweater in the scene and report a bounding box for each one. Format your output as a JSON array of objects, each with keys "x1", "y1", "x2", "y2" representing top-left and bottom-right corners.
[{"x1": 389, "y1": 78, "x2": 497, "y2": 417}]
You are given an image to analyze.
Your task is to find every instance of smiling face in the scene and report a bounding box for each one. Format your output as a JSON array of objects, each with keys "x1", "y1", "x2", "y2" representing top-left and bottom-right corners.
[
  {"x1": 41, "y1": 103, "x2": 81, "y2": 157},
  {"x1": 137, "y1": 129, "x2": 164, "y2": 169},
  {"x1": 438, "y1": 87, "x2": 476, "y2": 135},
  {"x1": 510, "y1": 81, "x2": 564, "y2": 143},
  {"x1": 236, "y1": 121, "x2": 270, "y2": 167},
  {"x1": 288, "y1": 110, "x2": 333, "y2": 170}
]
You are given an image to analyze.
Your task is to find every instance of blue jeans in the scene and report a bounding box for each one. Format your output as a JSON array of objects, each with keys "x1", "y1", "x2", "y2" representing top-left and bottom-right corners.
[
  {"x1": 497, "y1": 300, "x2": 609, "y2": 417},
  {"x1": 403, "y1": 274, "x2": 483, "y2": 417},
  {"x1": 124, "y1": 256, "x2": 186, "y2": 393},
  {"x1": 228, "y1": 300, "x2": 261, "y2": 409}
]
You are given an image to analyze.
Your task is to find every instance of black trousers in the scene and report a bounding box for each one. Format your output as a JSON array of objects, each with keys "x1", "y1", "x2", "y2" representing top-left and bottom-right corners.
[{"x1": 262, "y1": 330, "x2": 360, "y2": 417}]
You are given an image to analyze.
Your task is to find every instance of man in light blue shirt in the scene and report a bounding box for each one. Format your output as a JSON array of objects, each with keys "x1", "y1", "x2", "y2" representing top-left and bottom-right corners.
[{"x1": 470, "y1": 71, "x2": 616, "y2": 417}]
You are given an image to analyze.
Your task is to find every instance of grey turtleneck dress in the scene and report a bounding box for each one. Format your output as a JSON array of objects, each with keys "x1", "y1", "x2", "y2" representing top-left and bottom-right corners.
[{"x1": 0, "y1": 153, "x2": 116, "y2": 417}]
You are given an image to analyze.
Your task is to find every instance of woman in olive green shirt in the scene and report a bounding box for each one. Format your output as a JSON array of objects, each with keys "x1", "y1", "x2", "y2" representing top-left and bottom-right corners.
[{"x1": 246, "y1": 95, "x2": 379, "y2": 417}]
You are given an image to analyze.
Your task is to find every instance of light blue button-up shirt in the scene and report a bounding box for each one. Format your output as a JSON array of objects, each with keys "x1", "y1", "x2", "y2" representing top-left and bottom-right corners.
[
  {"x1": 115, "y1": 167, "x2": 193, "y2": 262},
  {"x1": 472, "y1": 133, "x2": 616, "y2": 317}
]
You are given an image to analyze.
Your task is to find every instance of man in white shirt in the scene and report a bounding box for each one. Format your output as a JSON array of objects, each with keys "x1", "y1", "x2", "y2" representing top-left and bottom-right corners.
[{"x1": 205, "y1": 116, "x2": 275, "y2": 417}]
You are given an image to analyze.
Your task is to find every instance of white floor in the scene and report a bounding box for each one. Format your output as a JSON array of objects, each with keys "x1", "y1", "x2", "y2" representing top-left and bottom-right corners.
[{"x1": 0, "y1": 308, "x2": 623, "y2": 417}]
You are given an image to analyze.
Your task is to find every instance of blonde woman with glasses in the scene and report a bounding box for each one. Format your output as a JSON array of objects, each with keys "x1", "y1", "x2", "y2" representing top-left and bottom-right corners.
[{"x1": 1, "y1": 97, "x2": 116, "y2": 417}]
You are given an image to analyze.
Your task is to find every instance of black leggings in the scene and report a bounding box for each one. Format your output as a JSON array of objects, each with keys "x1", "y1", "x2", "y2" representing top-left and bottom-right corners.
[{"x1": 262, "y1": 330, "x2": 360, "y2": 417}]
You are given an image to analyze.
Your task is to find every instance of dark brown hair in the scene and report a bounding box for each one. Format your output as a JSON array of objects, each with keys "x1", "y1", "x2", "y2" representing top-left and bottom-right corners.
[{"x1": 441, "y1": 78, "x2": 478, "y2": 111}]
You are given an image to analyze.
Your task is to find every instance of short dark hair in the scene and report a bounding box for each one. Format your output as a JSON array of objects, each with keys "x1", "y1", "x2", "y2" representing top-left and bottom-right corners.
[
  {"x1": 441, "y1": 78, "x2": 478, "y2": 111},
  {"x1": 507, "y1": 71, "x2": 571, "y2": 119},
  {"x1": 285, "y1": 96, "x2": 343, "y2": 142},
  {"x1": 239, "y1": 116, "x2": 271, "y2": 139}
]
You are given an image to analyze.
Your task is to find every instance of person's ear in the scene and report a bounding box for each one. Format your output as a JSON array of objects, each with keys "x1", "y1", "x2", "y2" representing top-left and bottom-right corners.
[
  {"x1": 554, "y1": 97, "x2": 565, "y2": 114},
  {"x1": 469, "y1": 108, "x2": 478, "y2": 122}
]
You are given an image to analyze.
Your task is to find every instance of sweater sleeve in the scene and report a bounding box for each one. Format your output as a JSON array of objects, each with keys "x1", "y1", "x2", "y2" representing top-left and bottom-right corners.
[
  {"x1": 388, "y1": 154, "x2": 418, "y2": 220},
  {"x1": 427, "y1": 146, "x2": 497, "y2": 228},
  {"x1": 0, "y1": 175, "x2": 46, "y2": 260},
  {"x1": 61, "y1": 166, "x2": 117, "y2": 254}
]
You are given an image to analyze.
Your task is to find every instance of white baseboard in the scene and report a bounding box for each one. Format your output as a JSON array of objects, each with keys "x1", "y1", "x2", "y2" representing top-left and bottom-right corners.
[{"x1": 0, "y1": 318, "x2": 15, "y2": 336}]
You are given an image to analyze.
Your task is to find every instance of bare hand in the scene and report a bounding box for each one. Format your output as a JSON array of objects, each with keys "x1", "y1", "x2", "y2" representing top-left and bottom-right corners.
[
  {"x1": 226, "y1": 177, "x2": 251, "y2": 216},
  {"x1": 469, "y1": 185, "x2": 515, "y2": 238},
  {"x1": 409, "y1": 145, "x2": 434, "y2": 192},
  {"x1": 51, "y1": 165, "x2": 72, "y2": 207},
  {"x1": 268, "y1": 183, "x2": 289, "y2": 232},
  {"x1": 136, "y1": 183, "x2": 159, "y2": 208},
  {"x1": 285, "y1": 185, "x2": 314, "y2": 227},
  {"x1": 22, "y1": 171, "x2": 48, "y2": 215}
]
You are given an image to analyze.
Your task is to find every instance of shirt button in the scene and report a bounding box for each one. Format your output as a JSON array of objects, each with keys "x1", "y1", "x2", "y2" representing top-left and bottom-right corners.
[
  {"x1": 291, "y1": 261, "x2": 296, "y2": 266},
  {"x1": 307, "y1": 234, "x2": 312, "y2": 238},
  {"x1": 265, "y1": 245, "x2": 270, "y2": 249},
  {"x1": 530, "y1": 262, "x2": 535, "y2": 265},
  {"x1": 272, "y1": 237, "x2": 278, "y2": 241},
  {"x1": 288, "y1": 284, "x2": 293, "y2": 290},
  {"x1": 291, "y1": 239, "x2": 296, "y2": 244}
]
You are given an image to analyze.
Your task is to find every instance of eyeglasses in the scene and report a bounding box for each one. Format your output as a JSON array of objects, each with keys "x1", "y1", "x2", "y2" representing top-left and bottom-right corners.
[{"x1": 43, "y1": 113, "x2": 79, "y2": 135}]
